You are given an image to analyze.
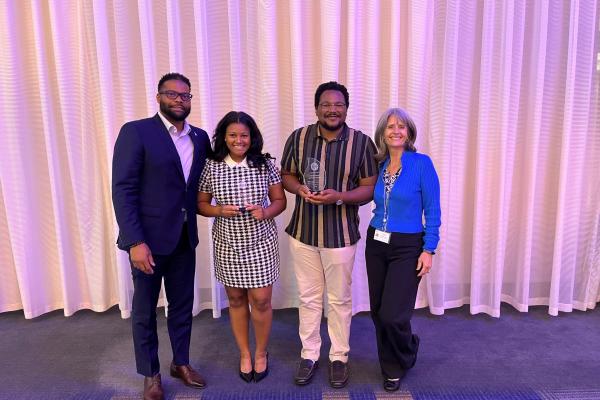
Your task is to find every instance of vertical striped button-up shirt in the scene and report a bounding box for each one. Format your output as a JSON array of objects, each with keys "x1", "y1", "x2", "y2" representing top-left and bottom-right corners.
[{"x1": 281, "y1": 123, "x2": 378, "y2": 248}]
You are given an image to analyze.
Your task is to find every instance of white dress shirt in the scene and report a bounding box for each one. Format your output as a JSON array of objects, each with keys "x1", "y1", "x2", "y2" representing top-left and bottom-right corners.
[{"x1": 158, "y1": 112, "x2": 194, "y2": 183}]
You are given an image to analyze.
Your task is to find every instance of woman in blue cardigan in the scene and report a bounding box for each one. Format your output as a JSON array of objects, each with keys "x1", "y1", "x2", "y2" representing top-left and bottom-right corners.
[{"x1": 365, "y1": 108, "x2": 441, "y2": 392}]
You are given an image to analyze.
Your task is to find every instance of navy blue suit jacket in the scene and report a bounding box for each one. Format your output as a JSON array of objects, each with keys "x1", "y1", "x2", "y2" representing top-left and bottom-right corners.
[{"x1": 112, "y1": 114, "x2": 211, "y2": 255}]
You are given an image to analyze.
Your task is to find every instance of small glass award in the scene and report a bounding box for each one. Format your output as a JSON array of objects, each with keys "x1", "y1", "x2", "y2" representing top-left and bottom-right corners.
[
  {"x1": 237, "y1": 180, "x2": 249, "y2": 212},
  {"x1": 301, "y1": 157, "x2": 326, "y2": 194}
]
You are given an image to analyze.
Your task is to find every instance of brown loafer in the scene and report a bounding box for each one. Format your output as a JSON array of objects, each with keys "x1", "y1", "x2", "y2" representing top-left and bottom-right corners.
[
  {"x1": 329, "y1": 360, "x2": 349, "y2": 388},
  {"x1": 170, "y1": 363, "x2": 206, "y2": 388},
  {"x1": 294, "y1": 358, "x2": 318, "y2": 386},
  {"x1": 143, "y1": 373, "x2": 164, "y2": 400}
]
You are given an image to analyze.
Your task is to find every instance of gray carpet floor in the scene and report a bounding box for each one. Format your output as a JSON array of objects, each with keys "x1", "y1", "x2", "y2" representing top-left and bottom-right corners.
[{"x1": 0, "y1": 304, "x2": 598, "y2": 400}]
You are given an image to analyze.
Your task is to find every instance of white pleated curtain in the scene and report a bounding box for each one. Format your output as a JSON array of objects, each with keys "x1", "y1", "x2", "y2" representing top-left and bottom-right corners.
[{"x1": 0, "y1": 1, "x2": 598, "y2": 319}]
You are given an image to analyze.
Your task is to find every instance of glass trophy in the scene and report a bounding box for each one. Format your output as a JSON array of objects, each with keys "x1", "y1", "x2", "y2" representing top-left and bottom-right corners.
[
  {"x1": 302, "y1": 157, "x2": 326, "y2": 194},
  {"x1": 237, "y1": 180, "x2": 249, "y2": 212}
]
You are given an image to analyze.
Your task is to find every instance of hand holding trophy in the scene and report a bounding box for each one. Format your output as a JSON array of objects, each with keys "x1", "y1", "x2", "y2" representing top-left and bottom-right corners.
[{"x1": 301, "y1": 157, "x2": 327, "y2": 194}]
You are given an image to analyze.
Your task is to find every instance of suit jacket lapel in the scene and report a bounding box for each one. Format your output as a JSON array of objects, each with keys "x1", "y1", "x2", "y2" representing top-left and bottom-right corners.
[
  {"x1": 152, "y1": 113, "x2": 186, "y2": 182},
  {"x1": 187, "y1": 128, "x2": 203, "y2": 187}
]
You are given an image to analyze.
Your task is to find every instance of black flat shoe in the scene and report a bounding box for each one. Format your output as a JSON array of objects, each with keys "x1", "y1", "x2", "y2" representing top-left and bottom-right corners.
[
  {"x1": 383, "y1": 378, "x2": 401, "y2": 392},
  {"x1": 253, "y1": 353, "x2": 269, "y2": 382},
  {"x1": 239, "y1": 369, "x2": 254, "y2": 383}
]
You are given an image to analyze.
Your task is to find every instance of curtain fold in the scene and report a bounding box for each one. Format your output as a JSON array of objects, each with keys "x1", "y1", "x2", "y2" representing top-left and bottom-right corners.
[{"x1": 0, "y1": 0, "x2": 598, "y2": 319}]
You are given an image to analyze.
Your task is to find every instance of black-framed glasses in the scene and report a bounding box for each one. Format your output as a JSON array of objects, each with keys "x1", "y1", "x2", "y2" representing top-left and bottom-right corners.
[
  {"x1": 319, "y1": 102, "x2": 346, "y2": 110},
  {"x1": 159, "y1": 90, "x2": 193, "y2": 102}
]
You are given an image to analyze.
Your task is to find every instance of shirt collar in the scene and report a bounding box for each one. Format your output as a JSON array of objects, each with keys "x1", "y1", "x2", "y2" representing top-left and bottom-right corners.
[
  {"x1": 316, "y1": 122, "x2": 349, "y2": 141},
  {"x1": 158, "y1": 111, "x2": 191, "y2": 138},
  {"x1": 224, "y1": 154, "x2": 249, "y2": 168}
]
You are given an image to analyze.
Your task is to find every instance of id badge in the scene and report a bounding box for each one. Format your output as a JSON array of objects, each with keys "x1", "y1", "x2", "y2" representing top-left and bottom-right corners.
[{"x1": 374, "y1": 229, "x2": 391, "y2": 244}]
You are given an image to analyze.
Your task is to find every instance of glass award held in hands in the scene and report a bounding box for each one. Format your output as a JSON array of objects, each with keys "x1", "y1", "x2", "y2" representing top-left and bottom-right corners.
[
  {"x1": 302, "y1": 157, "x2": 326, "y2": 194},
  {"x1": 237, "y1": 180, "x2": 249, "y2": 212}
]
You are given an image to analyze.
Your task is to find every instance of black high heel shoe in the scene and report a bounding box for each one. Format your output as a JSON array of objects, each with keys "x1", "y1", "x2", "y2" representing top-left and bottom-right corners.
[
  {"x1": 239, "y1": 357, "x2": 254, "y2": 383},
  {"x1": 253, "y1": 352, "x2": 269, "y2": 382},
  {"x1": 239, "y1": 368, "x2": 254, "y2": 383}
]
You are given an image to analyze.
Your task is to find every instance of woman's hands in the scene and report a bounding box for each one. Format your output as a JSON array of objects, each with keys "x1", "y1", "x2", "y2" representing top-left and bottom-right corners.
[
  {"x1": 218, "y1": 204, "x2": 242, "y2": 217},
  {"x1": 245, "y1": 204, "x2": 267, "y2": 220},
  {"x1": 416, "y1": 251, "x2": 433, "y2": 277},
  {"x1": 218, "y1": 204, "x2": 268, "y2": 220}
]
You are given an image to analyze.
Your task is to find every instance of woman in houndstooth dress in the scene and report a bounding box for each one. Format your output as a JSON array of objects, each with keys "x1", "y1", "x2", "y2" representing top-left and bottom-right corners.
[{"x1": 197, "y1": 111, "x2": 286, "y2": 383}]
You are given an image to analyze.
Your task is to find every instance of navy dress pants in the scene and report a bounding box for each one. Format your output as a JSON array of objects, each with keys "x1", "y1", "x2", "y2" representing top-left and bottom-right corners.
[
  {"x1": 130, "y1": 225, "x2": 195, "y2": 377},
  {"x1": 365, "y1": 226, "x2": 422, "y2": 379}
]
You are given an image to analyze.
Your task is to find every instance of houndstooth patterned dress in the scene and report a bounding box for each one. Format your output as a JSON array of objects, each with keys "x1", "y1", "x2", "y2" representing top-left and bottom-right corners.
[{"x1": 199, "y1": 158, "x2": 281, "y2": 288}]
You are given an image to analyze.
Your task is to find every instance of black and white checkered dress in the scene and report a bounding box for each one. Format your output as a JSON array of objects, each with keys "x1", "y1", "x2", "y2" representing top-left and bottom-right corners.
[{"x1": 199, "y1": 158, "x2": 281, "y2": 288}]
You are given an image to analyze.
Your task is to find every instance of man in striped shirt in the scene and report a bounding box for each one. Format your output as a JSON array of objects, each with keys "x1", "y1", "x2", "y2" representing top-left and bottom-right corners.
[{"x1": 281, "y1": 81, "x2": 378, "y2": 388}]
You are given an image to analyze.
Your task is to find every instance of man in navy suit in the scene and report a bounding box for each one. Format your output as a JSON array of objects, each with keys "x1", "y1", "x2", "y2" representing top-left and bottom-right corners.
[{"x1": 112, "y1": 73, "x2": 211, "y2": 400}]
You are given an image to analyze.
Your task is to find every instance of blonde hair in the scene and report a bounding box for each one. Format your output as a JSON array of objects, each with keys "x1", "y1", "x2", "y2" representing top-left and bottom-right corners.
[{"x1": 373, "y1": 108, "x2": 417, "y2": 162}]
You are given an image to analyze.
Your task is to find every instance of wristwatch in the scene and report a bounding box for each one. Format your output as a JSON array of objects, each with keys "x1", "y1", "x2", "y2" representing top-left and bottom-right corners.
[{"x1": 335, "y1": 198, "x2": 343, "y2": 206}]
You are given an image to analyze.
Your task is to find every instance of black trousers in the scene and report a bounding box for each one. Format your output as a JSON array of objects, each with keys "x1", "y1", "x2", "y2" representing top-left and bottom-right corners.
[
  {"x1": 130, "y1": 225, "x2": 195, "y2": 377},
  {"x1": 365, "y1": 226, "x2": 422, "y2": 379}
]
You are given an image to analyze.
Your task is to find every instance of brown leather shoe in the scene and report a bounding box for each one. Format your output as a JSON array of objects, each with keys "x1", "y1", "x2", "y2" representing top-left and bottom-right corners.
[
  {"x1": 329, "y1": 360, "x2": 349, "y2": 388},
  {"x1": 294, "y1": 358, "x2": 318, "y2": 386},
  {"x1": 143, "y1": 374, "x2": 164, "y2": 400},
  {"x1": 170, "y1": 362, "x2": 206, "y2": 388}
]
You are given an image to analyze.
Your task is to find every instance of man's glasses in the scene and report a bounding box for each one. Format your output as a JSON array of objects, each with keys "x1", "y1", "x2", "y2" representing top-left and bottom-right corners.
[
  {"x1": 319, "y1": 102, "x2": 346, "y2": 110},
  {"x1": 159, "y1": 90, "x2": 193, "y2": 102}
]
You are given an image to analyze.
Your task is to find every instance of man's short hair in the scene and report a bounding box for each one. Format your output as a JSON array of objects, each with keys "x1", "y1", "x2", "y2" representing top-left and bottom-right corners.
[
  {"x1": 158, "y1": 72, "x2": 191, "y2": 92},
  {"x1": 314, "y1": 81, "x2": 349, "y2": 109}
]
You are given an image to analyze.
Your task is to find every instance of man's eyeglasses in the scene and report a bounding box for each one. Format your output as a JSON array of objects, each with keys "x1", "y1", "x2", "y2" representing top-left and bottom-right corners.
[
  {"x1": 319, "y1": 102, "x2": 346, "y2": 110},
  {"x1": 159, "y1": 91, "x2": 193, "y2": 102}
]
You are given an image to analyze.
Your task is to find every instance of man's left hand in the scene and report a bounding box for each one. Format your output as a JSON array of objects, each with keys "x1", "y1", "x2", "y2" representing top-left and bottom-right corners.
[{"x1": 308, "y1": 189, "x2": 340, "y2": 205}]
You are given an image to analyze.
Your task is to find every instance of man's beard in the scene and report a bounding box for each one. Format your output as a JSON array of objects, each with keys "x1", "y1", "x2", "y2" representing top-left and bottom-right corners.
[
  {"x1": 320, "y1": 114, "x2": 344, "y2": 132},
  {"x1": 160, "y1": 102, "x2": 191, "y2": 122}
]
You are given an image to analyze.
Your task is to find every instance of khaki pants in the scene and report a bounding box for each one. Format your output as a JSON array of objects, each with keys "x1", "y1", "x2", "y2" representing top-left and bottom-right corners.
[{"x1": 289, "y1": 237, "x2": 357, "y2": 363}]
